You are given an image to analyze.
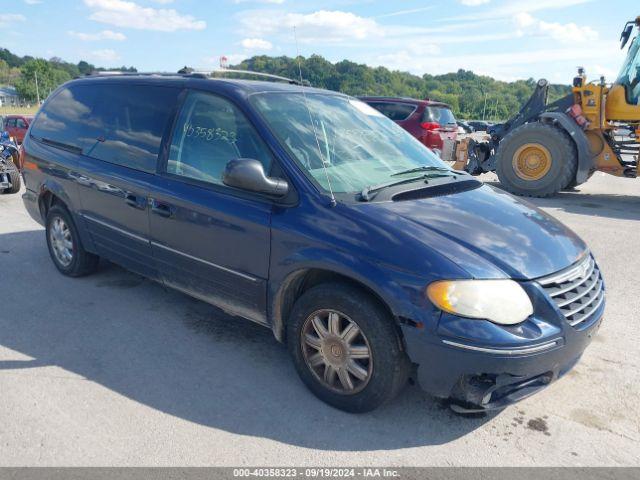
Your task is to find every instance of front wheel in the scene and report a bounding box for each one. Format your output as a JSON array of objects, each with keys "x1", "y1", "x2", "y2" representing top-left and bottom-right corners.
[
  {"x1": 287, "y1": 283, "x2": 409, "y2": 413},
  {"x1": 496, "y1": 122, "x2": 577, "y2": 197}
]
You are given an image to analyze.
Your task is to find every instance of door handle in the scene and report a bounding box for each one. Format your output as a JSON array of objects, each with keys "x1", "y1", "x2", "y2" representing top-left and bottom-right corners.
[
  {"x1": 150, "y1": 198, "x2": 174, "y2": 218},
  {"x1": 124, "y1": 193, "x2": 146, "y2": 210}
]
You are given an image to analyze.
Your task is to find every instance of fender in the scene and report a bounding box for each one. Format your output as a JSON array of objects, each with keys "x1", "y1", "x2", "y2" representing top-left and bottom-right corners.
[
  {"x1": 539, "y1": 112, "x2": 593, "y2": 184},
  {"x1": 268, "y1": 247, "x2": 434, "y2": 342},
  {"x1": 38, "y1": 177, "x2": 97, "y2": 254}
]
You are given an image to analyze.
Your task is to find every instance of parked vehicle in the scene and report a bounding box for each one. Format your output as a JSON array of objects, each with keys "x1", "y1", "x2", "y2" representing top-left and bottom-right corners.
[
  {"x1": 22, "y1": 72, "x2": 604, "y2": 413},
  {"x1": 359, "y1": 96, "x2": 458, "y2": 157},
  {"x1": 3, "y1": 114, "x2": 33, "y2": 144},
  {"x1": 457, "y1": 120, "x2": 475, "y2": 134},
  {"x1": 467, "y1": 120, "x2": 493, "y2": 132},
  {"x1": 0, "y1": 131, "x2": 21, "y2": 194}
]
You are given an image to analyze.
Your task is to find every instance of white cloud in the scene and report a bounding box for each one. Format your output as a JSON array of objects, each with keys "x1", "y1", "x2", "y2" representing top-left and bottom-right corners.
[
  {"x1": 240, "y1": 38, "x2": 273, "y2": 50},
  {"x1": 0, "y1": 14, "x2": 26, "y2": 26},
  {"x1": 459, "y1": 0, "x2": 490, "y2": 6},
  {"x1": 234, "y1": 0, "x2": 284, "y2": 4},
  {"x1": 239, "y1": 10, "x2": 381, "y2": 43},
  {"x1": 375, "y1": 6, "x2": 435, "y2": 18},
  {"x1": 68, "y1": 29, "x2": 126, "y2": 41},
  {"x1": 444, "y1": 0, "x2": 593, "y2": 22},
  {"x1": 84, "y1": 0, "x2": 206, "y2": 32},
  {"x1": 89, "y1": 48, "x2": 120, "y2": 61},
  {"x1": 514, "y1": 13, "x2": 598, "y2": 43}
]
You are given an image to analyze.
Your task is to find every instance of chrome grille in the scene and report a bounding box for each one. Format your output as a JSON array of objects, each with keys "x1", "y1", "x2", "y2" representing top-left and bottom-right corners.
[{"x1": 538, "y1": 255, "x2": 605, "y2": 327}]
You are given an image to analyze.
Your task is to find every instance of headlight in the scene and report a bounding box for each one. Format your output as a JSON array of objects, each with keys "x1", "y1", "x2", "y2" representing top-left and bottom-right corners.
[{"x1": 426, "y1": 279, "x2": 533, "y2": 325}]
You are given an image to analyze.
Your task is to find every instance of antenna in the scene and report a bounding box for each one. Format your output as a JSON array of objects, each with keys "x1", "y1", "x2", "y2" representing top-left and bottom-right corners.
[{"x1": 293, "y1": 26, "x2": 337, "y2": 207}]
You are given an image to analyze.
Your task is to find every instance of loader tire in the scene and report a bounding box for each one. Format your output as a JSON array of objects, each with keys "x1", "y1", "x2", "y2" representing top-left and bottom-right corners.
[
  {"x1": 496, "y1": 122, "x2": 577, "y2": 197},
  {"x1": 2, "y1": 158, "x2": 21, "y2": 194}
]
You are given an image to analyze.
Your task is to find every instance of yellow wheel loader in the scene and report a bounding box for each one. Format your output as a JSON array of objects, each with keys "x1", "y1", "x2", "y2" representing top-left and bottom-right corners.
[{"x1": 449, "y1": 16, "x2": 640, "y2": 197}]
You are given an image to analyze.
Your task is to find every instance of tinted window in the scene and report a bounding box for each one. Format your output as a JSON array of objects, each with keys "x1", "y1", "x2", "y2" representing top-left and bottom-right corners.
[
  {"x1": 422, "y1": 106, "x2": 456, "y2": 125},
  {"x1": 6, "y1": 118, "x2": 16, "y2": 128},
  {"x1": 366, "y1": 102, "x2": 416, "y2": 121},
  {"x1": 167, "y1": 91, "x2": 273, "y2": 186},
  {"x1": 16, "y1": 118, "x2": 27, "y2": 128},
  {"x1": 30, "y1": 83, "x2": 179, "y2": 172}
]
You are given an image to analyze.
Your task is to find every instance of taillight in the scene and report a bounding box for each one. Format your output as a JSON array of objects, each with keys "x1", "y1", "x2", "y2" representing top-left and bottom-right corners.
[{"x1": 420, "y1": 121, "x2": 440, "y2": 131}]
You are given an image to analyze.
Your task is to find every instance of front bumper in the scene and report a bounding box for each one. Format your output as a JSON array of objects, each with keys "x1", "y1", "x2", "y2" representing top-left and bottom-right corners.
[{"x1": 402, "y1": 296, "x2": 604, "y2": 411}]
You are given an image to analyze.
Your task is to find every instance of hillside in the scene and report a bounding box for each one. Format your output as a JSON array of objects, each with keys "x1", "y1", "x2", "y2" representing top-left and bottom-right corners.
[
  {"x1": 1, "y1": 47, "x2": 570, "y2": 120},
  {"x1": 236, "y1": 55, "x2": 571, "y2": 120}
]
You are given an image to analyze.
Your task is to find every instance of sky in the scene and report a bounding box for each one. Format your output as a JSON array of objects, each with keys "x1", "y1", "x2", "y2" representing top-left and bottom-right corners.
[{"x1": 0, "y1": 0, "x2": 636, "y2": 83}]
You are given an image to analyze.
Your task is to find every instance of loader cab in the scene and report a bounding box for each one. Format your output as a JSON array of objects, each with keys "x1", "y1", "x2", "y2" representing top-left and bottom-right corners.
[
  {"x1": 616, "y1": 33, "x2": 640, "y2": 106},
  {"x1": 606, "y1": 32, "x2": 640, "y2": 123}
]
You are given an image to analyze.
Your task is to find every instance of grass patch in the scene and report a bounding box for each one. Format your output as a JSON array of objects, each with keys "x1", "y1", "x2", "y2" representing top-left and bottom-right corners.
[{"x1": 0, "y1": 105, "x2": 40, "y2": 116}]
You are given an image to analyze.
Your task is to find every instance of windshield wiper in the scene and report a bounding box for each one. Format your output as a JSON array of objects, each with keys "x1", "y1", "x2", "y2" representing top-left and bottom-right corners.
[
  {"x1": 390, "y1": 165, "x2": 453, "y2": 177},
  {"x1": 359, "y1": 175, "x2": 429, "y2": 202}
]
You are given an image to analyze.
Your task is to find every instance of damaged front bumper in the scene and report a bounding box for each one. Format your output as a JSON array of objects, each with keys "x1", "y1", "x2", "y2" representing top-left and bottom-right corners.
[{"x1": 402, "y1": 302, "x2": 604, "y2": 411}]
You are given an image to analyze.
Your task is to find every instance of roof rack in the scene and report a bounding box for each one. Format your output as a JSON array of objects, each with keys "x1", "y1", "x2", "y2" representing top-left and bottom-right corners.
[
  {"x1": 195, "y1": 69, "x2": 307, "y2": 86},
  {"x1": 84, "y1": 68, "x2": 309, "y2": 86}
]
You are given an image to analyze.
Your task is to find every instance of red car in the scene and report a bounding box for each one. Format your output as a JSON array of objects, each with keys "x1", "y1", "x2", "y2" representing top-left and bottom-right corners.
[
  {"x1": 3, "y1": 114, "x2": 34, "y2": 144},
  {"x1": 359, "y1": 97, "x2": 458, "y2": 156}
]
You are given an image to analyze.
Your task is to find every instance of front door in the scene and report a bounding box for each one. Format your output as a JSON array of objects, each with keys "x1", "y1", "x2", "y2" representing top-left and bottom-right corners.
[{"x1": 148, "y1": 90, "x2": 275, "y2": 324}]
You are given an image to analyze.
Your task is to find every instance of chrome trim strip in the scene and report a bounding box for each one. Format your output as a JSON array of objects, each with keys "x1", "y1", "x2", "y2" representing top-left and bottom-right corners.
[
  {"x1": 538, "y1": 255, "x2": 593, "y2": 286},
  {"x1": 568, "y1": 293, "x2": 605, "y2": 326},
  {"x1": 441, "y1": 339, "x2": 560, "y2": 355},
  {"x1": 82, "y1": 213, "x2": 149, "y2": 244},
  {"x1": 556, "y1": 275, "x2": 601, "y2": 307},
  {"x1": 150, "y1": 241, "x2": 259, "y2": 283},
  {"x1": 563, "y1": 288, "x2": 603, "y2": 318},
  {"x1": 549, "y1": 260, "x2": 596, "y2": 297}
]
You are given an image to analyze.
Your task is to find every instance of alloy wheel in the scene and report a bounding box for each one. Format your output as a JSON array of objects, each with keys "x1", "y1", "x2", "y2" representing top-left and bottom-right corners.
[
  {"x1": 49, "y1": 216, "x2": 74, "y2": 267},
  {"x1": 301, "y1": 309, "x2": 373, "y2": 394}
]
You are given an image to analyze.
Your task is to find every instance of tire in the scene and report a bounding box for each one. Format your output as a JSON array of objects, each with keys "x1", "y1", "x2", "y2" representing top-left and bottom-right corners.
[
  {"x1": 1, "y1": 157, "x2": 21, "y2": 194},
  {"x1": 287, "y1": 282, "x2": 409, "y2": 413},
  {"x1": 45, "y1": 204, "x2": 99, "y2": 277},
  {"x1": 496, "y1": 122, "x2": 577, "y2": 197}
]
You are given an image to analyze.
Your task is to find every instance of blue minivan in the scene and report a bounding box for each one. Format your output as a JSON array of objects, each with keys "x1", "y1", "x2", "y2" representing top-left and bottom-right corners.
[{"x1": 21, "y1": 73, "x2": 605, "y2": 413}]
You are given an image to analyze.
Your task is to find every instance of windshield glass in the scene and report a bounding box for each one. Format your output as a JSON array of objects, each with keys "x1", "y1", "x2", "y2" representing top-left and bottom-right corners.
[
  {"x1": 251, "y1": 93, "x2": 449, "y2": 194},
  {"x1": 616, "y1": 35, "x2": 640, "y2": 105}
]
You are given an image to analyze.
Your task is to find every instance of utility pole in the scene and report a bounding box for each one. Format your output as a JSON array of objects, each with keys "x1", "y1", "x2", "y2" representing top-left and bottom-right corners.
[
  {"x1": 482, "y1": 92, "x2": 488, "y2": 120},
  {"x1": 34, "y1": 70, "x2": 41, "y2": 105}
]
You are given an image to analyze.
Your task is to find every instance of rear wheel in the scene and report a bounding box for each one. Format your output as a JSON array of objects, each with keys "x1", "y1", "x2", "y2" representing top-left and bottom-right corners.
[
  {"x1": 287, "y1": 283, "x2": 409, "y2": 413},
  {"x1": 1, "y1": 158, "x2": 21, "y2": 194},
  {"x1": 46, "y1": 205, "x2": 99, "y2": 277},
  {"x1": 496, "y1": 122, "x2": 577, "y2": 197}
]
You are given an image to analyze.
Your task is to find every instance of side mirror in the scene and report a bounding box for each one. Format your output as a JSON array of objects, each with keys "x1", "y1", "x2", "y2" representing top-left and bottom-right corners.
[{"x1": 223, "y1": 158, "x2": 289, "y2": 197}]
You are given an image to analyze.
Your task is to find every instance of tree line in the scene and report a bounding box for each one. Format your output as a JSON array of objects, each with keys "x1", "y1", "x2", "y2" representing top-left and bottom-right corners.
[
  {"x1": 236, "y1": 55, "x2": 571, "y2": 121},
  {"x1": 0, "y1": 47, "x2": 135, "y2": 102},
  {"x1": 0, "y1": 48, "x2": 570, "y2": 120}
]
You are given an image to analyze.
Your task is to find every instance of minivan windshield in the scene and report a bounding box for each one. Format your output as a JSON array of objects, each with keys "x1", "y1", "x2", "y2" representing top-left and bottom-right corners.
[{"x1": 251, "y1": 93, "x2": 450, "y2": 194}]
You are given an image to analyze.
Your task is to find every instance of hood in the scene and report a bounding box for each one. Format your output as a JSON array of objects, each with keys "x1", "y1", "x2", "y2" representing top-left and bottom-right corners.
[{"x1": 360, "y1": 184, "x2": 587, "y2": 280}]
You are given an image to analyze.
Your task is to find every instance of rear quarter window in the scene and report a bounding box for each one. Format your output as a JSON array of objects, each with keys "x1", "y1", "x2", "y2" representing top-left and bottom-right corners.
[
  {"x1": 30, "y1": 83, "x2": 179, "y2": 172},
  {"x1": 366, "y1": 102, "x2": 416, "y2": 121},
  {"x1": 422, "y1": 106, "x2": 456, "y2": 125}
]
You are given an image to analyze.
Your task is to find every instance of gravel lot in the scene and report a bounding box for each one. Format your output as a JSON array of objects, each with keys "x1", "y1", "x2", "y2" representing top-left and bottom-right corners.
[{"x1": 0, "y1": 172, "x2": 638, "y2": 466}]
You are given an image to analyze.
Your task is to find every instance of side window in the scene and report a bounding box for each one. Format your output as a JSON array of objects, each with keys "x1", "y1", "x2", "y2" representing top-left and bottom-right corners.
[
  {"x1": 167, "y1": 91, "x2": 273, "y2": 186},
  {"x1": 16, "y1": 118, "x2": 27, "y2": 129},
  {"x1": 30, "y1": 83, "x2": 179, "y2": 173},
  {"x1": 6, "y1": 118, "x2": 16, "y2": 128},
  {"x1": 366, "y1": 102, "x2": 415, "y2": 121}
]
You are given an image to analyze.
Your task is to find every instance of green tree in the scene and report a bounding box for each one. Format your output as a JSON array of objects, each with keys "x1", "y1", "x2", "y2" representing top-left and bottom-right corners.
[{"x1": 15, "y1": 59, "x2": 71, "y2": 102}]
